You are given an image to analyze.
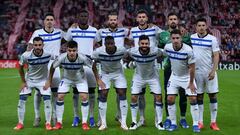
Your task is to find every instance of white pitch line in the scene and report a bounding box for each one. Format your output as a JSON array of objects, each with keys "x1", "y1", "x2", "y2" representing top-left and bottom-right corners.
[{"x1": 0, "y1": 75, "x2": 20, "y2": 79}]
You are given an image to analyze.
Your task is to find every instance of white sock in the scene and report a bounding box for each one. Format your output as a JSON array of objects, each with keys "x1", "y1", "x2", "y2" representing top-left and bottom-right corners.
[
  {"x1": 198, "y1": 104, "x2": 204, "y2": 123},
  {"x1": 168, "y1": 104, "x2": 176, "y2": 125},
  {"x1": 138, "y1": 94, "x2": 145, "y2": 121},
  {"x1": 52, "y1": 92, "x2": 57, "y2": 120},
  {"x1": 18, "y1": 99, "x2": 26, "y2": 124},
  {"x1": 56, "y1": 101, "x2": 64, "y2": 123},
  {"x1": 73, "y1": 94, "x2": 80, "y2": 117},
  {"x1": 89, "y1": 93, "x2": 95, "y2": 118},
  {"x1": 190, "y1": 104, "x2": 199, "y2": 125},
  {"x1": 130, "y1": 103, "x2": 138, "y2": 123},
  {"x1": 155, "y1": 102, "x2": 163, "y2": 124},
  {"x1": 34, "y1": 91, "x2": 41, "y2": 119},
  {"x1": 120, "y1": 99, "x2": 128, "y2": 125},
  {"x1": 210, "y1": 102, "x2": 218, "y2": 123},
  {"x1": 44, "y1": 99, "x2": 52, "y2": 123},
  {"x1": 81, "y1": 100, "x2": 89, "y2": 123},
  {"x1": 99, "y1": 101, "x2": 107, "y2": 125}
]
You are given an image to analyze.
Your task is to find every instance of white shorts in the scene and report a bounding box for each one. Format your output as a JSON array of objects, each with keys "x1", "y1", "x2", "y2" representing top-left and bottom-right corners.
[
  {"x1": 19, "y1": 80, "x2": 51, "y2": 96},
  {"x1": 83, "y1": 66, "x2": 96, "y2": 88},
  {"x1": 99, "y1": 70, "x2": 127, "y2": 90},
  {"x1": 58, "y1": 78, "x2": 88, "y2": 93},
  {"x1": 48, "y1": 60, "x2": 61, "y2": 88},
  {"x1": 131, "y1": 74, "x2": 161, "y2": 95},
  {"x1": 167, "y1": 74, "x2": 197, "y2": 96},
  {"x1": 195, "y1": 72, "x2": 219, "y2": 94}
]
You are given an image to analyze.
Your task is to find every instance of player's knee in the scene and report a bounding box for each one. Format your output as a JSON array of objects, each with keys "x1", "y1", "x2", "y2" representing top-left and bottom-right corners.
[
  {"x1": 131, "y1": 95, "x2": 138, "y2": 103},
  {"x1": 19, "y1": 95, "x2": 28, "y2": 101},
  {"x1": 119, "y1": 95, "x2": 126, "y2": 100},
  {"x1": 43, "y1": 95, "x2": 51, "y2": 101},
  {"x1": 88, "y1": 88, "x2": 95, "y2": 94},
  {"x1": 154, "y1": 94, "x2": 162, "y2": 102},
  {"x1": 167, "y1": 95, "x2": 175, "y2": 105},
  {"x1": 98, "y1": 95, "x2": 107, "y2": 102},
  {"x1": 188, "y1": 96, "x2": 197, "y2": 103},
  {"x1": 197, "y1": 94, "x2": 204, "y2": 100},
  {"x1": 209, "y1": 96, "x2": 217, "y2": 103},
  {"x1": 57, "y1": 94, "x2": 65, "y2": 101},
  {"x1": 190, "y1": 99, "x2": 197, "y2": 105},
  {"x1": 80, "y1": 93, "x2": 88, "y2": 102},
  {"x1": 209, "y1": 93, "x2": 217, "y2": 99},
  {"x1": 117, "y1": 88, "x2": 126, "y2": 97}
]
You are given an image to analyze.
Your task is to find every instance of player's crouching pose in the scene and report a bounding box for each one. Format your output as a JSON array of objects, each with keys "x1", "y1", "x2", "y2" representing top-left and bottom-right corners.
[
  {"x1": 126, "y1": 35, "x2": 164, "y2": 130},
  {"x1": 92, "y1": 36, "x2": 128, "y2": 130},
  {"x1": 44, "y1": 40, "x2": 92, "y2": 130},
  {"x1": 164, "y1": 29, "x2": 200, "y2": 133},
  {"x1": 14, "y1": 37, "x2": 53, "y2": 130}
]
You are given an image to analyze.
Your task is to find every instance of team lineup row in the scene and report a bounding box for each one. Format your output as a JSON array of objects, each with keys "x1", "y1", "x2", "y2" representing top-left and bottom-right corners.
[{"x1": 13, "y1": 9, "x2": 220, "y2": 132}]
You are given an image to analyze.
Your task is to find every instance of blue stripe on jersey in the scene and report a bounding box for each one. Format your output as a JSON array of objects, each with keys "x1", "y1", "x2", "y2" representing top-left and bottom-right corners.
[
  {"x1": 135, "y1": 59, "x2": 155, "y2": 63},
  {"x1": 131, "y1": 29, "x2": 155, "y2": 33},
  {"x1": 102, "y1": 29, "x2": 125, "y2": 34},
  {"x1": 101, "y1": 35, "x2": 125, "y2": 38},
  {"x1": 71, "y1": 30, "x2": 96, "y2": 34},
  {"x1": 43, "y1": 37, "x2": 61, "y2": 42},
  {"x1": 169, "y1": 56, "x2": 187, "y2": 60},
  {"x1": 99, "y1": 58, "x2": 122, "y2": 62},
  {"x1": 191, "y1": 38, "x2": 212, "y2": 42},
  {"x1": 132, "y1": 54, "x2": 157, "y2": 58},
  {"x1": 63, "y1": 67, "x2": 81, "y2": 70},
  {"x1": 39, "y1": 32, "x2": 61, "y2": 37},
  {"x1": 72, "y1": 36, "x2": 95, "y2": 39},
  {"x1": 28, "y1": 55, "x2": 51, "y2": 61},
  {"x1": 29, "y1": 60, "x2": 49, "y2": 65},
  {"x1": 166, "y1": 50, "x2": 187, "y2": 55},
  {"x1": 133, "y1": 34, "x2": 155, "y2": 38},
  {"x1": 61, "y1": 62, "x2": 83, "y2": 65},
  {"x1": 192, "y1": 43, "x2": 212, "y2": 47},
  {"x1": 99, "y1": 53, "x2": 124, "y2": 57}
]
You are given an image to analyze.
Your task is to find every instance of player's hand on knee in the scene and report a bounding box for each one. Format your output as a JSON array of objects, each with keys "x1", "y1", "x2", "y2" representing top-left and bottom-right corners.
[
  {"x1": 208, "y1": 70, "x2": 215, "y2": 80},
  {"x1": 188, "y1": 83, "x2": 196, "y2": 94},
  {"x1": 20, "y1": 82, "x2": 27, "y2": 91},
  {"x1": 43, "y1": 80, "x2": 51, "y2": 90},
  {"x1": 97, "y1": 79, "x2": 106, "y2": 90}
]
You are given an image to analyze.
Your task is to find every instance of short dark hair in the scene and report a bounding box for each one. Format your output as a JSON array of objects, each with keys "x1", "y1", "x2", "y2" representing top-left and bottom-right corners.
[
  {"x1": 67, "y1": 40, "x2": 78, "y2": 48},
  {"x1": 167, "y1": 12, "x2": 179, "y2": 19},
  {"x1": 170, "y1": 29, "x2": 181, "y2": 36},
  {"x1": 137, "y1": 9, "x2": 148, "y2": 17},
  {"x1": 33, "y1": 37, "x2": 44, "y2": 43},
  {"x1": 196, "y1": 18, "x2": 207, "y2": 24},
  {"x1": 44, "y1": 12, "x2": 55, "y2": 20},
  {"x1": 139, "y1": 35, "x2": 149, "y2": 41},
  {"x1": 105, "y1": 36, "x2": 114, "y2": 42},
  {"x1": 108, "y1": 10, "x2": 118, "y2": 16}
]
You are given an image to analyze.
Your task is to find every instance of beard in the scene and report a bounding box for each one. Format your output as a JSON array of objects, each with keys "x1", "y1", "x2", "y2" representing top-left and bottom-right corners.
[
  {"x1": 170, "y1": 23, "x2": 177, "y2": 29},
  {"x1": 109, "y1": 23, "x2": 117, "y2": 29},
  {"x1": 106, "y1": 46, "x2": 116, "y2": 55},
  {"x1": 139, "y1": 47, "x2": 150, "y2": 55}
]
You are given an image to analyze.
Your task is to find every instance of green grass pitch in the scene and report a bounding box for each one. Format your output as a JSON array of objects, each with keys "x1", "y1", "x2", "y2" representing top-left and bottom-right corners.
[{"x1": 0, "y1": 69, "x2": 239, "y2": 135}]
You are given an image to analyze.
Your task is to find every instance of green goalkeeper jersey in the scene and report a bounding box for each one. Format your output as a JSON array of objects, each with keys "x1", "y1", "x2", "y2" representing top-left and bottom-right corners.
[{"x1": 158, "y1": 30, "x2": 191, "y2": 69}]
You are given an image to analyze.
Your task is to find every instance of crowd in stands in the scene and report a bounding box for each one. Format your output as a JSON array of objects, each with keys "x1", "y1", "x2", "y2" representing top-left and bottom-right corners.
[{"x1": 0, "y1": 0, "x2": 240, "y2": 61}]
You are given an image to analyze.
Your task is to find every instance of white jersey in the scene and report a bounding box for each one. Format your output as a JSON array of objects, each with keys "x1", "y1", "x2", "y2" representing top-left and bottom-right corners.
[
  {"x1": 92, "y1": 46, "x2": 126, "y2": 73},
  {"x1": 98, "y1": 27, "x2": 129, "y2": 48},
  {"x1": 19, "y1": 50, "x2": 52, "y2": 81},
  {"x1": 28, "y1": 28, "x2": 65, "y2": 56},
  {"x1": 65, "y1": 26, "x2": 100, "y2": 55},
  {"x1": 191, "y1": 33, "x2": 220, "y2": 73},
  {"x1": 164, "y1": 43, "x2": 195, "y2": 77},
  {"x1": 128, "y1": 46, "x2": 162, "y2": 80},
  {"x1": 52, "y1": 53, "x2": 92, "y2": 82},
  {"x1": 129, "y1": 25, "x2": 162, "y2": 47}
]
